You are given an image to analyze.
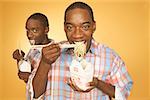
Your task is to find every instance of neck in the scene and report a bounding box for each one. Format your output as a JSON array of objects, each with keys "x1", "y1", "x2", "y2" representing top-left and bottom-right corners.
[{"x1": 42, "y1": 38, "x2": 51, "y2": 45}]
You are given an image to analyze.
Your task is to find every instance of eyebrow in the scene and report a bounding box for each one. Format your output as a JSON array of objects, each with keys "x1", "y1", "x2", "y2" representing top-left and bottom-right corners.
[
  {"x1": 64, "y1": 22, "x2": 72, "y2": 25},
  {"x1": 65, "y1": 21, "x2": 91, "y2": 25},
  {"x1": 82, "y1": 22, "x2": 90, "y2": 25},
  {"x1": 26, "y1": 26, "x2": 39, "y2": 29}
]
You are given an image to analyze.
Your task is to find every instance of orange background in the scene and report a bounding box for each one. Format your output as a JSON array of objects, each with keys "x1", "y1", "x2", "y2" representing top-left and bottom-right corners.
[{"x1": 0, "y1": 0, "x2": 149, "y2": 100}]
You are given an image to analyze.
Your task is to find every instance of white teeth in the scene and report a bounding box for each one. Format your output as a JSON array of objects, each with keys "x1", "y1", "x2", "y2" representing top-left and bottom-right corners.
[{"x1": 74, "y1": 41, "x2": 84, "y2": 44}]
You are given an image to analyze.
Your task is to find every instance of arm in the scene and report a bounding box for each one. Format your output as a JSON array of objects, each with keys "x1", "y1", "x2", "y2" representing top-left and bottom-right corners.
[
  {"x1": 32, "y1": 43, "x2": 61, "y2": 98},
  {"x1": 33, "y1": 60, "x2": 51, "y2": 98},
  {"x1": 67, "y1": 75, "x2": 115, "y2": 97},
  {"x1": 13, "y1": 49, "x2": 30, "y2": 83},
  {"x1": 91, "y1": 77, "x2": 115, "y2": 98},
  {"x1": 69, "y1": 57, "x2": 132, "y2": 99},
  {"x1": 91, "y1": 58, "x2": 133, "y2": 99}
]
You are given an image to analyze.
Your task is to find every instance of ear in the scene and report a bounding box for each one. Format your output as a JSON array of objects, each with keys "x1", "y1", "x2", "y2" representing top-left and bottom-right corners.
[
  {"x1": 45, "y1": 27, "x2": 49, "y2": 34},
  {"x1": 64, "y1": 24, "x2": 67, "y2": 33},
  {"x1": 92, "y1": 21, "x2": 96, "y2": 34}
]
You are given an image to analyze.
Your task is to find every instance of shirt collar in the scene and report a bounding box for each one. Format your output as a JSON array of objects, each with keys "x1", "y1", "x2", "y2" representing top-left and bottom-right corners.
[{"x1": 89, "y1": 38, "x2": 98, "y2": 54}]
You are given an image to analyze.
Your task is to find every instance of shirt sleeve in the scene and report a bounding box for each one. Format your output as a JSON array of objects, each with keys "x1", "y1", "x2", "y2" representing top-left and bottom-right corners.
[
  {"x1": 26, "y1": 49, "x2": 43, "y2": 100},
  {"x1": 26, "y1": 42, "x2": 55, "y2": 100},
  {"x1": 110, "y1": 55, "x2": 133, "y2": 100}
]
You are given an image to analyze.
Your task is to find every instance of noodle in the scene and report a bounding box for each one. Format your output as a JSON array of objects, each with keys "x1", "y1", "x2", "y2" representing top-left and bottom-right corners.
[{"x1": 74, "y1": 42, "x2": 86, "y2": 58}]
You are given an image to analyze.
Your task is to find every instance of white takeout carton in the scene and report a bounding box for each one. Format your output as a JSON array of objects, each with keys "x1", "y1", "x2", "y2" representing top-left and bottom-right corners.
[
  {"x1": 70, "y1": 59, "x2": 94, "y2": 91},
  {"x1": 18, "y1": 60, "x2": 31, "y2": 72}
]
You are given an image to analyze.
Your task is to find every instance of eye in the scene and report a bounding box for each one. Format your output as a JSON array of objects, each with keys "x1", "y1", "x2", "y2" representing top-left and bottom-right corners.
[
  {"x1": 26, "y1": 28, "x2": 38, "y2": 33},
  {"x1": 31, "y1": 29, "x2": 38, "y2": 33},
  {"x1": 82, "y1": 24, "x2": 90, "y2": 31},
  {"x1": 66, "y1": 25, "x2": 73, "y2": 32}
]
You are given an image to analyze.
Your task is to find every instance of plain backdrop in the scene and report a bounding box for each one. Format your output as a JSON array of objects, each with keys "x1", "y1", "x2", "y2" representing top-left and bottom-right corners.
[{"x1": 0, "y1": 0, "x2": 149, "y2": 100}]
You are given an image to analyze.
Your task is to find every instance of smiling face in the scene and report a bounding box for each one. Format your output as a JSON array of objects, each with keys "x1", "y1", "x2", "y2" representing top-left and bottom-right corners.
[
  {"x1": 26, "y1": 19, "x2": 49, "y2": 45},
  {"x1": 64, "y1": 8, "x2": 96, "y2": 52}
]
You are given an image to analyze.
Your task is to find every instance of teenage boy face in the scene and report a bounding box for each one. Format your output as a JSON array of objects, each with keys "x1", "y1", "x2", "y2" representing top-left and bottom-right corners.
[{"x1": 26, "y1": 19, "x2": 48, "y2": 45}]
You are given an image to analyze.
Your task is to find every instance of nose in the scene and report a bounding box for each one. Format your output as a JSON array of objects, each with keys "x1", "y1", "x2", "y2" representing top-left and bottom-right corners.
[
  {"x1": 73, "y1": 26, "x2": 83, "y2": 39},
  {"x1": 27, "y1": 30, "x2": 33, "y2": 39}
]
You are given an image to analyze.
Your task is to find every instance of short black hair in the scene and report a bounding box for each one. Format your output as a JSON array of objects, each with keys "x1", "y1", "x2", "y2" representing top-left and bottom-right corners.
[
  {"x1": 64, "y1": 1, "x2": 95, "y2": 22},
  {"x1": 26, "y1": 13, "x2": 49, "y2": 27}
]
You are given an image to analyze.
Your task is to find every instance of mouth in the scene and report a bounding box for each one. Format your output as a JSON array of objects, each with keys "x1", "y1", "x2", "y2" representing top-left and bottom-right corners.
[{"x1": 73, "y1": 40, "x2": 87, "y2": 46}]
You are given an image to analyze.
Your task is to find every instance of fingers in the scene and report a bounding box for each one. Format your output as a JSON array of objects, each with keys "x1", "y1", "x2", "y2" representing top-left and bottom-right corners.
[
  {"x1": 18, "y1": 71, "x2": 30, "y2": 81},
  {"x1": 21, "y1": 50, "x2": 25, "y2": 57},
  {"x1": 84, "y1": 86, "x2": 95, "y2": 92},
  {"x1": 13, "y1": 49, "x2": 19, "y2": 59},
  {"x1": 43, "y1": 43, "x2": 60, "y2": 50},
  {"x1": 88, "y1": 81, "x2": 94, "y2": 86},
  {"x1": 41, "y1": 43, "x2": 61, "y2": 64},
  {"x1": 67, "y1": 78, "x2": 84, "y2": 92},
  {"x1": 93, "y1": 77, "x2": 98, "y2": 86},
  {"x1": 67, "y1": 78, "x2": 77, "y2": 90},
  {"x1": 88, "y1": 77, "x2": 98, "y2": 87},
  {"x1": 67, "y1": 77, "x2": 96, "y2": 92},
  {"x1": 68, "y1": 83, "x2": 77, "y2": 91},
  {"x1": 12, "y1": 49, "x2": 24, "y2": 60},
  {"x1": 43, "y1": 49, "x2": 60, "y2": 59}
]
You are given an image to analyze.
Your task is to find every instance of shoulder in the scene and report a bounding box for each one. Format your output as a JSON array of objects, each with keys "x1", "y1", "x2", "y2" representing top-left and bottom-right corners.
[
  {"x1": 92, "y1": 39, "x2": 123, "y2": 61},
  {"x1": 91, "y1": 39, "x2": 115, "y2": 55}
]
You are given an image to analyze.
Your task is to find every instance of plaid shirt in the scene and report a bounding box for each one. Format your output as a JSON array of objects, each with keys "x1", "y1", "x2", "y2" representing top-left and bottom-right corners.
[{"x1": 27, "y1": 39, "x2": 133, "y2": 100}]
